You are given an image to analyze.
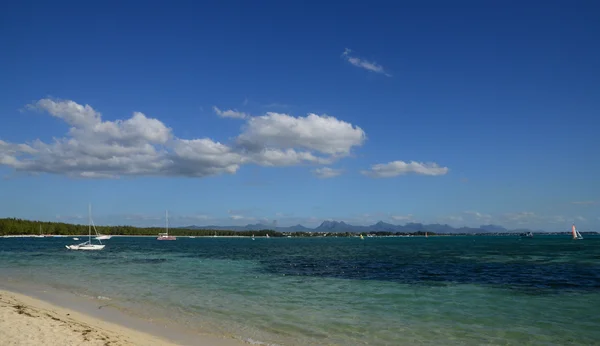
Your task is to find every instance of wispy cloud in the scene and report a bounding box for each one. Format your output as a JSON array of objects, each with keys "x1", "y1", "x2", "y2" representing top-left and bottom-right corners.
[
  {"x1": 227, "y1": 208, "x2": 258, "y2": 221},
  {"x1": 391, "y1": 214, "x2": 413, "y2": 222},
  {"x1": 571, "y1": 200, "x2": 596, "y2": 205},
  {"x1": 438, "y1": 215, "x2": 464, "y2": 223},
  {"x1": 502, "y1": 211, "x2": 539, "y2": 225},
  {"x1": 505, "y1": 211, "x2": 536, "y2": 221},
  {"x1": 312, "y1": 167, "x2": 343, "y2": 179},
  {"x1": 464, "y1": 211, "x2": 492, "y2": 220},
  {"x1": 361, "y1": 161, "x2": 449, "y2": 178},
  {"x1": 342, "y1": 48, "x2": 391, "y2": 77},
  {"x1": 212, "y1": 106, "x2": 249, "y2": 119},
  {"x1": 263, "y1": 102, "x2": 290, "y2": 109}
]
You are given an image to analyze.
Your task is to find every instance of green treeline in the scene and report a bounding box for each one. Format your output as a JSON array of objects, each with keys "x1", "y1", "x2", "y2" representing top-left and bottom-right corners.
[
  {"x1": 0, "y1": 218, "x2": 275, "y2": 237},
  {"x1": 0, "y1": 218, "x2": 437, "y2": 237}
]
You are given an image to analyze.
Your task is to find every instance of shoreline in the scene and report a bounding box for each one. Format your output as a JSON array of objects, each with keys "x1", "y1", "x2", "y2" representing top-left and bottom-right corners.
[
  {"x1": 0, "y1": 287, "x2": 248, "y2": 346},
  {"x1": 1, "y1": 235, "x2": 260, "y2": 238}
]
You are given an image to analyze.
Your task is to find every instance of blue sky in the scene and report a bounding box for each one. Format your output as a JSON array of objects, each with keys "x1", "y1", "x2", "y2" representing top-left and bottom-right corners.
[{"x1": 1, "y1": 0, "x2": 598, "y2": 231}]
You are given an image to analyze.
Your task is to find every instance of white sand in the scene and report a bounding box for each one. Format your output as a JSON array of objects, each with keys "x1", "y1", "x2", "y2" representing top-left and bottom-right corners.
[{"x1": 0, "y1": 289, "x2": 246, "y2": 346}]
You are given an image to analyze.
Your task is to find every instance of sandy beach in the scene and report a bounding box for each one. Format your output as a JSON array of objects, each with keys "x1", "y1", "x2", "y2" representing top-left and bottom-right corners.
[{"x1": 0, "y1": 289, "x2": 246, "y2": 346}]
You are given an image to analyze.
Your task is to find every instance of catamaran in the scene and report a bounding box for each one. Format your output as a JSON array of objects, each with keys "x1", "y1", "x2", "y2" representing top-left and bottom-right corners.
[
  {"x1": 66, "y1": 204, "x2": 105, "y2": 250},
  {"x1": 571, "y1": 224, "x2": 583, "y2": 240},
  {"x1": 157, "y1": 210, "x2": 176, "y2": 240}
]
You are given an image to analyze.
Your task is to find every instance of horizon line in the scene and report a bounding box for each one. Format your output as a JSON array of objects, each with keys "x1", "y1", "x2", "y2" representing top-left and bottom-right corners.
[{"x1": 1, "y1": 216, "x2": 549, "y2": 232}]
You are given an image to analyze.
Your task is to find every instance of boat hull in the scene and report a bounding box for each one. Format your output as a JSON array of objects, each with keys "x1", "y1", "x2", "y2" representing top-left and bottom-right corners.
[
  {"x1": 65, "y1": 244, "x2": 105, "y2": 250},
  {"x1": 157, "y1": 236, "x2": 176, "y2": 240},
  {"x1": 95, "y1": 235, "x2": 112, "y2": 240}
]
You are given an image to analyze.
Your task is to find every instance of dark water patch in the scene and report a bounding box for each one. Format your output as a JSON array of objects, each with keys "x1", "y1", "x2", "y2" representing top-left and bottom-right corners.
[
  {"x1": 258, "y1": 257, "x2": 600, "y2": 293},
  {"x1": 253, "y1": 239, "x2": 600, "y2": 294}
]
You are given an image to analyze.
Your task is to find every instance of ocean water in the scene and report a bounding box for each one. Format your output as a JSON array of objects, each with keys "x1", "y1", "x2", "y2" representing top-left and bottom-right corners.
[{"x1": 1, "y1": 235, "x2": 599, "y2": 345}]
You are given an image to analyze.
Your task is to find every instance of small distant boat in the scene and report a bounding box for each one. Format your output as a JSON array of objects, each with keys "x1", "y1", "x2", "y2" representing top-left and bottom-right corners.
[
  {"x1": 425, "y1": 231, "x2": 428, "y2": 238},
  {"x1": 95, "y1": 234, "x2": 112, "y2": 240},
  {"x1": 266, "y1": 233, "x2": 270, "y2": 238},
  {"x1": 157, "y1": 210, "x2": 176, "y2": 240},
  {"x1": 520, "y1": 231, "x2": 533, "y2": 238},
  {"x1": 571, "y1": 224, "x2": 583, "y2": 240},
  {"x1": 189, "y1": 236, "x2": 195, "y2": 239},
  {"x1": 213, "y1": 232, "x2": 217, "y2": 238},
  {"x1": 66, "y1": 204, "x2": 105, "y2": 251},
  {"x1": 73, "y1": 237, "x2": 79, "y2": 240},
  {"x1": 360, "y1": 234, "x2": 364, "y2": 240},
  {"x1": 252, "y1": 234, "x2": 255, "y2": 240}
]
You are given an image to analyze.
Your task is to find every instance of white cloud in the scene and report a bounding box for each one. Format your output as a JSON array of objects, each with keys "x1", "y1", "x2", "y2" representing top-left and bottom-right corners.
[
  {"x1": 464, "y1": 211, "x2": 492, "y2": 220},
  {"x1": 27, "y1": 99, "x2": 101, "y2": 128},
  {"x1": 237, "y1": 112, "x2": 366, "y2": 157},
  {"x1": 342, "y1": 48, "x2": 391, "y2": 77},
  {"x1": 226, "y1": 209, "x2": 256, "y2": 222},
  {"x1": 391, "y1": 214, "x2": 413, "y2": 221},
  {"x1": 1, "y1": 98, "x2": 367, "y2": 178},
  {"x1": 249, "y1": 148, "x2": 331, "y2": 167},
  {"x1": 212, "y1": 106, "x2": 248, "y2": 119},
  {"x1": 312, "y1": 167, "x2": 343, "y2": 179},
  {"x1": 361, "y1": 161, "x2": 449, "y2": 178}
]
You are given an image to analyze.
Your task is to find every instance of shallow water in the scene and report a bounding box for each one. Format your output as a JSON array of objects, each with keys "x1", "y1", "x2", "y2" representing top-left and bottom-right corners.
[{"x1": 1, "y1": 236, "x2": 599, "y2": 345}]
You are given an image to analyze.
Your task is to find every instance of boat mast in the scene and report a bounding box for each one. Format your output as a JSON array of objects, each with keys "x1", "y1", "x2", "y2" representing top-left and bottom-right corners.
[
  {"x1": 166, "y1": 210, "x2": 169, "y2": 236},
  {"x1": 89, "y1": 203, "x2": 92, "y2": 243}
]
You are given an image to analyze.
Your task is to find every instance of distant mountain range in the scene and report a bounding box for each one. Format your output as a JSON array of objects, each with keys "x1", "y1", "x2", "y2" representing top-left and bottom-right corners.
[{"x1": 178, "y1": 220, "x2": 538, "y2": 234}]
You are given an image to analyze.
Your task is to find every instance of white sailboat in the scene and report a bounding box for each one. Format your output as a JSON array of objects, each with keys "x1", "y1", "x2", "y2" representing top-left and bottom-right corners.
[
  {"x1": 571, "y1": 224, "x2": 583, "y2": 240},
  {"x1": 157, "y1": 210, "x2": 176, "y2": 240},
  {"x1": 66, "y1": 204, "x2": 105, "y2": 250},
  {"x1": 95, "y1": 234, "x2": 112, "y2": 240}
]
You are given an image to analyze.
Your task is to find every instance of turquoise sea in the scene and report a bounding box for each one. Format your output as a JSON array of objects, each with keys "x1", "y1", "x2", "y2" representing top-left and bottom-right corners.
[{"x1": 1, "y1": 235, "x2": 599, "y2": 345}]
